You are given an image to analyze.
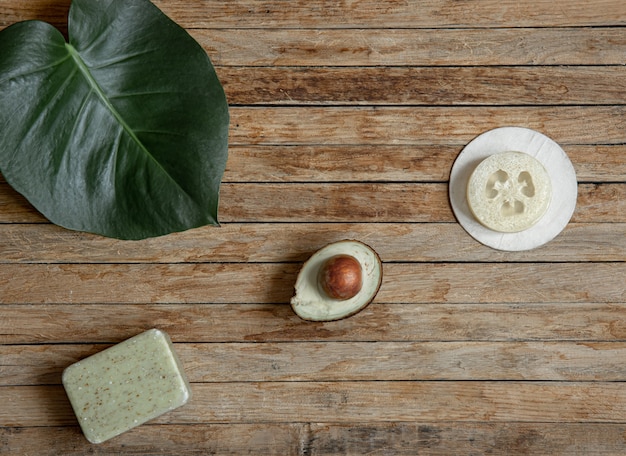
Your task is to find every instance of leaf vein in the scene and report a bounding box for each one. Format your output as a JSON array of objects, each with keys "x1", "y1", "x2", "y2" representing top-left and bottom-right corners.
[
  {"x1": 108, "y1": 90, "x2": 180, "y2": 100},
  {"x1": 0, "y1": 54, "x2": 72, "y2": 87},
  {"x1": 87, "y1": 48, "x2": 161, "y2": 71},
  {"x1": 64, "y1": 43, "x2": 197, "y2": 205},
  {"x1": 13, "y1": 65, "x2": 80, "y2": 165}
]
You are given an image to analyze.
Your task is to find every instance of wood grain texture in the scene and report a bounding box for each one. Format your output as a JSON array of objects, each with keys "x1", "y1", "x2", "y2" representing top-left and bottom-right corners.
[
  {"x1": 1, "y1": 0, "x2": 625, "y2": 453},
  {"x1": 4, "y1": 382, "x2": 626, "y2": 427},
  {"x1": 224, "y1": 144, "x2": 626, "y2": 182},
  {"x1": 228, "y1": 106, "x2": 626, "y2": 146},
  {"x1": 4, "y1": 0, "x2": 625, "y2": 29},
  {"x1": 200, "y1": 28, "x2": 626, "y2": 66},
  {"x1": 0, "y1": 222, "x2": 625, "y2": 264},
  {"x1": 0, "y1": 262, "x2": 624, "y2": 304},
  {"x1": 220, "y1": 66, "x2": 626, "y2": 106},
  {"x1": 2, "y1": 423, "x2": 626, "y2": 456},
  {"x1": 156, "y1": 1, "x2": 626, "y2": 29},
  {"x1": 220, "y1": 183, "x2": 625, "y2": 223},
  {"x1": 4, "y1": 341, "x2": 626, "y2": 385},
  {"x1": 2, "y1": 302, "x2": 625, "y2": 344}
]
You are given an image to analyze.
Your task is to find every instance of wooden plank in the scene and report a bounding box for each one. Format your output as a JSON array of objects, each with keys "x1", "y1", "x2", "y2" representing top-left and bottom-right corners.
[
  {"x1": 0, "y1": 262, "x2": 624, "y2": 305},
  {"x1": 0, "y1": 424, "x2": 303, "y2": 456},
  {"x1": 4, "y1": 341, "x2": 626, "y2": 386},
  {"x1": 221, "y1": 183, "x2": 452, "y2": 223},
  {"x1": 301, "y1": 422, "x2": 626, "y2": 456},
  {"x1": 159, "y1": 1, "x2": 626, "y2": 29},
  {"x1": 2, "y1": 422, "x2": 626, "y2": 456},
  {"x1": 0, "y1": 2, "x2": 71, "y2": 30},
  {"x1": 2, "y1": 302, "x2": 625, "y2": 344},
  {"x1": 0, "y1": 183, "x2": 41, "y2": 223},
  {"x1": 224, "y1": 145, "x2": 626, "y2": 183},
  {"x1": 0, "y1": 222, "x2": 624, "y2": 264},
  {"x1": 220, "y1": 66, "x2": 626, "y2": 106},
  {"x1": 1, "y1": 182, "x2": 624, "y2": 223},
  {"x1": 203, "y1": 28, "x2": 626, "y2": 67},
  {"x1": 3, "y1": 381, "x2": 626, "y2": 427},
  {"x1": 2, "y1": 25, "x2": 625, "y2": 68},
  {"x1": 3, "y1": 0, "x2": 625, "y2": 29},
  {"x1": 219, "y1": 183, "x2": 626, "y2": 223},
  {"x1": 228, "y1": 106, "x2": 626, "y2": 146}
]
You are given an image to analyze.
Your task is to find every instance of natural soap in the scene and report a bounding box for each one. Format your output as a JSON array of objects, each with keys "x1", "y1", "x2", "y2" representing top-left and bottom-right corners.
[{"x1": 62, "y1": 329, "x2": 191, "y2": 444}]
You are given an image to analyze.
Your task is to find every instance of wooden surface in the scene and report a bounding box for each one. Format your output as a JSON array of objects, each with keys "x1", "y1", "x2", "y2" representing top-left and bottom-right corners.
[{"x1": 1, "y1": 0, "x2": 626, "y2": 454}]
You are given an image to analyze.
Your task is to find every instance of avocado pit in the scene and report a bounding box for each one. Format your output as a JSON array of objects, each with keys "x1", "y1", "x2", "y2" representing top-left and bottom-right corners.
[{"x1": 319, "y1": 254, "x2": 363, "y2": 300}]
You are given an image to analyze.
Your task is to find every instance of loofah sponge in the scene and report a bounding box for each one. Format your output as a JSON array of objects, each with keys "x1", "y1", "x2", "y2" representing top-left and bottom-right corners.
[{"x1": 466, "y1": 151, "x2": 552, "y2": 233}]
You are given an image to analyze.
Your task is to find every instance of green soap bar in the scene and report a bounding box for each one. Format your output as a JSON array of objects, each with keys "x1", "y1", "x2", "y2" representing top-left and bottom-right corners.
[{"x1": 62, "y1": 329, "x2": 191, "y2": 444}]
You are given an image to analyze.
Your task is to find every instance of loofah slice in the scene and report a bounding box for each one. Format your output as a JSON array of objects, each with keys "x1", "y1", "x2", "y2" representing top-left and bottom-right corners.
[{"x1": 466, "y1": 151, "x2": 552, "y2": 233}]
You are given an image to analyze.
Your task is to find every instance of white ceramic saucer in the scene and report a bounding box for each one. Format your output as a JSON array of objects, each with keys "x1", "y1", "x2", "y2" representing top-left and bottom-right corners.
[{"x1": 449, "y1": 127, "x2": 577, "y2": 251}]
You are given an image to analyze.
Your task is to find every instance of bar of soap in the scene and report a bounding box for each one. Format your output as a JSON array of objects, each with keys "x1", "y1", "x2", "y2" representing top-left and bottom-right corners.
[{"x1": 62, "y1": 329, "x2": 191, "y2": 444}]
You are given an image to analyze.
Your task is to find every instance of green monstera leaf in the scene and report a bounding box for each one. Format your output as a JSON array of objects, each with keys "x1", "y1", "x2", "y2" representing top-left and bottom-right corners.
[{"x1": 0, "y1": 0, "x2": 229, "y2": 239}]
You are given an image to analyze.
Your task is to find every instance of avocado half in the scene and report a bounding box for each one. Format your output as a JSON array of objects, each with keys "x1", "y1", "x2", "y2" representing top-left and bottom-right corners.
[{"x1": 290, "y1": 240, "x2": 383, "y2": 321}]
